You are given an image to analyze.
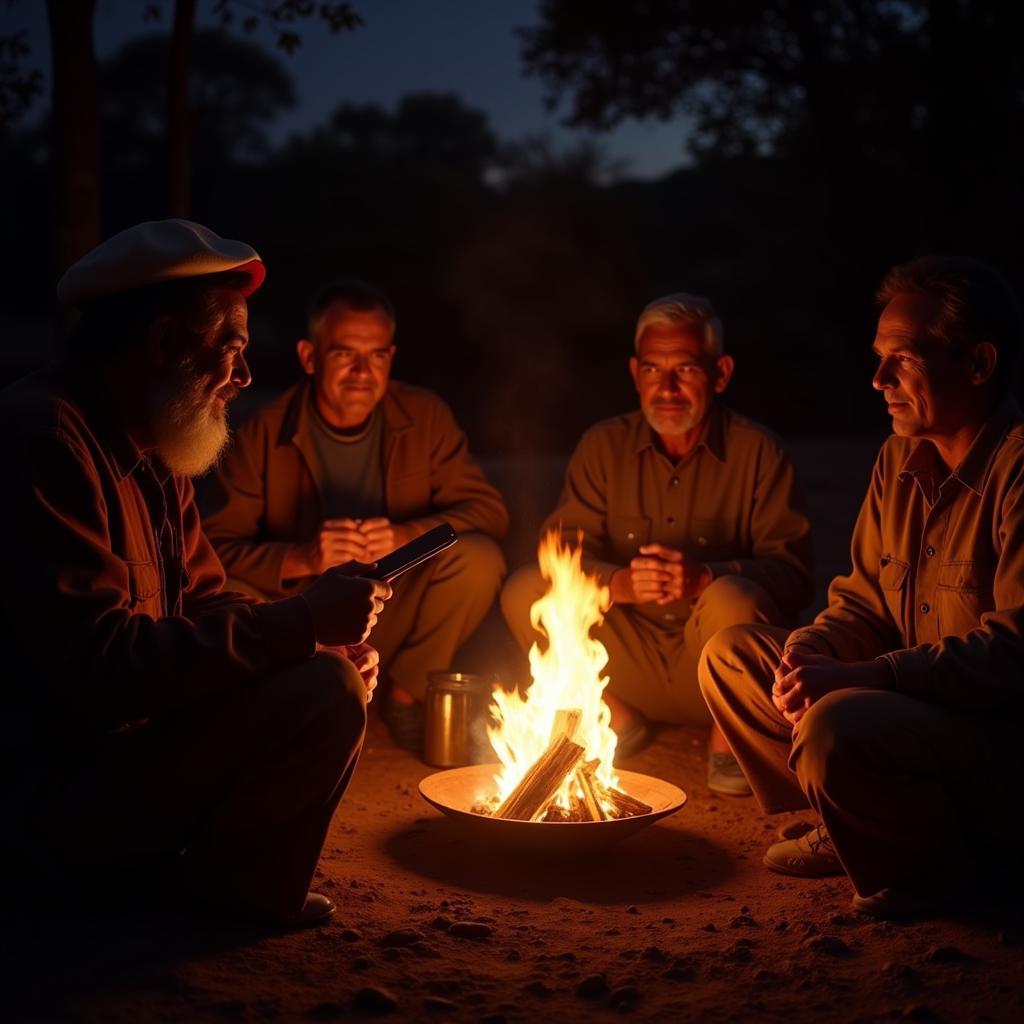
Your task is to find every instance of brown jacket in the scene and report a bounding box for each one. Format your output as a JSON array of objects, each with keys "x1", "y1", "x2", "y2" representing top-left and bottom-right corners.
[
  {"x1": 543, "y1": 404, "x2": 814, "y2": 627},
  {"x1": 788, "y1": 397, "x2": 1024, "y2": 710},
  {"x1": 204, "y1": 380, "x2": 509, "y2": 599},
  {"x1": 0, "y1": 364, "x2": 315, "y2": 785}
]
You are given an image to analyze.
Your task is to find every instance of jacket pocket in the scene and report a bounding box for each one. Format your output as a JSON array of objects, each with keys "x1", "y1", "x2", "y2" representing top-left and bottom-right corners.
[
  {"x1": 124, "y1": 559, "x2": 160, "y2": 607},
  {"x1": 936, "y1": 560, "x2": 979, "y2": 592},
  {"x1": 936, "y1": 559, "x2": 986, "y2": 636},
  {"x1": 878, "y1": 554, "x2": 909, "y2": 630}
]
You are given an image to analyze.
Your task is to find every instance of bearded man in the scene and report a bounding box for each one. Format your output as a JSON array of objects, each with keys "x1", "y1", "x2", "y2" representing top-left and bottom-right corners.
[
  {"x1": 0, "y1": 220, "x2": 390, "y2": 927},
  {"x1": 501, "y1": 293, "x2": 813, "y2": 789}
]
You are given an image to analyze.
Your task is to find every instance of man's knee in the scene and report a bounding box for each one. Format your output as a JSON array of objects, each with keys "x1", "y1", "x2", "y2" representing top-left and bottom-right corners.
[
  {"x1": 288, "y1": 650, "x2": 367, "y2": 749},
  {"x1": 791, "y1": 689, "x2": 883, "y2": 787},
  {"x1": 699, "y1": 623, "x2": 765, "y2": 692},
  {"x1": 500, "y1": 563, "x2": 545, "y2": 630},
  {"x1": 697, "y1": 573, "x2": 778, "y2": 628},
  {"x1": 447, "y1": 533, "x2": 506, "y2": 599}
]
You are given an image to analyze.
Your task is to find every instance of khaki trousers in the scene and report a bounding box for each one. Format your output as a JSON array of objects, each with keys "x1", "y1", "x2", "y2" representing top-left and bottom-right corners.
[
  {"x1": 501, "y1": 567, "x2": 781, "y2": 725},
  {"x1": 372, "y1": 533, "x2": 505, "y2": 701},
  {"x1": 698, "y1": 624, "x2": 1024, "y2": 896},
  {"x1": 26, "y1": 651, "x2": 366, "y2": 918}
]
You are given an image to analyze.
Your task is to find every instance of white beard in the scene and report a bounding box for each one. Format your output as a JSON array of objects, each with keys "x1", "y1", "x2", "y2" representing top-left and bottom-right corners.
[{"x1": 152, "y1": 355, "x2": 231, "y2": 476}]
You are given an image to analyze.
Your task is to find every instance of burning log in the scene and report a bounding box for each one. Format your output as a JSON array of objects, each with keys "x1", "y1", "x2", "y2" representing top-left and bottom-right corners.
[
  {"x1": 592, "y1": 776, "x2": 653, "y2": 818},
  {"x1": 492, "y1": 732, "x2": 585, "y2": 821},
  {"x1": 575, "y1": 762, "x2": 608, "y2": 822},
  {"x1": 549, "y1": 707, "x2": 582, "y2": 744}
]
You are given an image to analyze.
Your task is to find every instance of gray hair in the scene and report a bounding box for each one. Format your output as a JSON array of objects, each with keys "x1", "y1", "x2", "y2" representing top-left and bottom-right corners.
[{"x1": 634, "y1": 292, "x2": 724, "y2": 357}]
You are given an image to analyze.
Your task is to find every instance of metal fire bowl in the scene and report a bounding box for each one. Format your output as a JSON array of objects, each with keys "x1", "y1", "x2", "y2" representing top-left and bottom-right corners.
[{"x1": 418, "y1": 763, "x2": 687, "y2": 854}]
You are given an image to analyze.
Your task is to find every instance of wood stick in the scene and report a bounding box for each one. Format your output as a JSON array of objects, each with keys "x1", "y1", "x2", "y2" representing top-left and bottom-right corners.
[
  {"x1": 493, "y1": 733, "x2": 585, "y2": 821},
  {"x1": 548, "y1": 707, "x2": 582, "y2": 745},
  {"x1": 568, "y1": 785, "x2": 589, "y2": 822},
  {"x1": 604, "y1": 784, "x2": 653, "y2": 818},
  {"x1": 575, "y1": 765, "x2": 607, "y2": 821}
]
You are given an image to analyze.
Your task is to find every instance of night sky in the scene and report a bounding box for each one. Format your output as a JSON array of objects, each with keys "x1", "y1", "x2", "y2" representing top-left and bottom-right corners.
[{"x1": 5, "y1": 0, "x2": 695, "y2": 180}]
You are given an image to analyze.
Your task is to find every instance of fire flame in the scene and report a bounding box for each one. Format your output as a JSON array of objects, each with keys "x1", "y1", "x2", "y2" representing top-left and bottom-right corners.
[{"x1": 488, "y1": 530, "x2": 620, "y2": 809}]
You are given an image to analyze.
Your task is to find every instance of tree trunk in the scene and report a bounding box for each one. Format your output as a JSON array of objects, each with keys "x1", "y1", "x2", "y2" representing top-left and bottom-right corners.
[
  {"x1": 167, "y1": 0, "x2": 198, "y2": 217},
  {"x1": 46, "y1": 0, "x2": 99, "y2": 273}
]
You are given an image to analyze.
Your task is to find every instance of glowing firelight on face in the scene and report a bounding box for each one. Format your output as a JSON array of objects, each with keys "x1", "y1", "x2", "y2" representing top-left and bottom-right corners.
[{"x1": 487, "y1": 530, "x2": 620, "y2": 810}]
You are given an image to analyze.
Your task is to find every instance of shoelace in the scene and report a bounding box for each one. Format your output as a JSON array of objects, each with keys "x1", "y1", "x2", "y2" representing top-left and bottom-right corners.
[{"x1": 807, "y1": 826, "x2": 835, "y2": 854}]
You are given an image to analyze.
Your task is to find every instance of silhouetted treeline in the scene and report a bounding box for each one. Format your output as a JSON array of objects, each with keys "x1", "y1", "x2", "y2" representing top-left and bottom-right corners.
[{"x1": 2, "y1": 19, "x2": 1023, "y2": 455}]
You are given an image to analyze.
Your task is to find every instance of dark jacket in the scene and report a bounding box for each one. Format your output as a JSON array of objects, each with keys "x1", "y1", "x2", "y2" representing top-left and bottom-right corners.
[{"x1": 0, "y1": 363, "x2": 315, "y2": 818}]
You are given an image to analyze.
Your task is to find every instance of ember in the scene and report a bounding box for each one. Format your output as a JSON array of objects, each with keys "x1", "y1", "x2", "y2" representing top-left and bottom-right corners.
[{"x1": 472, "y1": 531, "x2": 653, "y2": 822}]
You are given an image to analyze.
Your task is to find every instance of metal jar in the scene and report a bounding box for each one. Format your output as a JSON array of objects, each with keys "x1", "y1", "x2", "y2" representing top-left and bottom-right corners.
[{"x1": 423, "y1": 671, "x2": 494, "y2": 768}]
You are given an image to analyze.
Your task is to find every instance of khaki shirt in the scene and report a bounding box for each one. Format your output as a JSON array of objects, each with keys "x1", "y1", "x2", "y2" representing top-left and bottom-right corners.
[
  {"x1": 789, "y1": 397, "x2": 1024, "y2": 710},
  {"x1": 542, "y1": 404, "x2": 814, "y2": 627}
]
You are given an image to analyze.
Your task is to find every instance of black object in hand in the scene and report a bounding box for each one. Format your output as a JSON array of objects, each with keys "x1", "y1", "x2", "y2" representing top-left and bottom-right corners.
[{"x1": 356, "y1": 523, "x2": 458, "y2": 583}]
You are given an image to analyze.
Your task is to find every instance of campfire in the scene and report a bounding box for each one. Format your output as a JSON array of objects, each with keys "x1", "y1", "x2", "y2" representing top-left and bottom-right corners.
[{"x1": 472, "y1": 531, "x2": 653, "y2": 823}]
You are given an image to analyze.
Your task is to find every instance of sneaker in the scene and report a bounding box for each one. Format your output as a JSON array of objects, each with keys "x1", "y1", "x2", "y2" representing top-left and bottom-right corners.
[
  {"x1": 852, "y1": 884, "x2": 940, "y2": 919},
  {"x1": 707, "y1": 751, "x2": 752, "y2": 797},
  {"x1": 763, "y1": 823, "x2": 844, "y2": 878},
  {"x1": 382, "y1": 697, "x2": 425, "y2": 752}
]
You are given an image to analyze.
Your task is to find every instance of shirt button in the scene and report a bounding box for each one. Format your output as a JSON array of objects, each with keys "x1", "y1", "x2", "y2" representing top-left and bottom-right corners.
[
  {"x1": 920, "y1": 603, "x2": 930, "y2": 614},
  {"x1": 925, "y1": 546, "x2": 936, "y2": 557},
  {"x1": 697, "y1": 536, "x2": 708, "y2": 546},
  {"x1": 667, "y1": 516, "x2": 675, "y2": 525},
  {"x1": 670, "y1": 477, "x2": 680, "y2": 486},
  {"x1": 664, "y1": 613, "x2": 675, "y2": 621},
  {"x1": 627, "y1": 532, "x2": 635, "y2": 540}
]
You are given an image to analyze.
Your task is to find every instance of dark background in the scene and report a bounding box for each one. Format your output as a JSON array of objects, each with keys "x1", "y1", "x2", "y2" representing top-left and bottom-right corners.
[{"x1": 3, "y1": 0, "x2": 1023, "y2": 457}]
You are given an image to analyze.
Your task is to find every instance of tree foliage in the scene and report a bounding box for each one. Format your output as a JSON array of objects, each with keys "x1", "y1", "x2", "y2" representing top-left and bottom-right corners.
[
  {"x1": 0, "y1": 29, "x2": 43, "y2": 134},
  {"x1": 101, "y1": 28, "x2": 295, "y2": 169}
]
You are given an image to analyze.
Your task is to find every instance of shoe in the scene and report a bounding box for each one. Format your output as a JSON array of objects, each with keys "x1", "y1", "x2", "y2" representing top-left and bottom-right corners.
[
  {"x1": 852, "y1": 884, "x2": 940, "y2": 919},
  {"x1": 382, "y1": 696, "x2": 424, "y2": 752},
  {"x1": 274, "y1": 891, "x2": 336, "y2": 929},
  {"x1": 614, "y1": 716, "x2": 650, "y2": 758},
  {"x1": 707, "y1": 751, "x2": 752, "y2": 797},
  {"x1": 763, "y1": 823, "x2": 844, "y2": 878}
]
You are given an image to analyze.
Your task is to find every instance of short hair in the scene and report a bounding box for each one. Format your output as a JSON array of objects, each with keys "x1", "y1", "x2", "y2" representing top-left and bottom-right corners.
[
  {"x1": 307, "y1": 279, "x2": 396, "y2": 339},
  {"x1": 66, "y1": 269, "x2": 252, "y2": 363},
  {"x1": 877, "y1": 255, "x2": 1023, "y2": 395},
  {"x1": 634, "y1": 292, "x2": 723, "y2": 357}
]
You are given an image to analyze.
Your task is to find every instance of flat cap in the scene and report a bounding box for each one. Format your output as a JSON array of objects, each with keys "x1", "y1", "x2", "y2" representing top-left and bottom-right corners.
[{"x1": 57, "y1": 218, "x2": 265, "y2": 306}]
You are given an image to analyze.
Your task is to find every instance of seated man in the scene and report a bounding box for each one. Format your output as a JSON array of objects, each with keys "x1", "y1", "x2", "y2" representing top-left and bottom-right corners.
[
  {"x1": 0, "y1": 221, "x2": 391, "y2": 927},
  {"x1": 699, "y1": 255, "x2": 1024, "y2": 917},
  {"x1": 502, "y1": 293, "x2": 813, "y2": 791},
  {"x1": 203, "y1": 280, "x2": 508, "y2": 751}
]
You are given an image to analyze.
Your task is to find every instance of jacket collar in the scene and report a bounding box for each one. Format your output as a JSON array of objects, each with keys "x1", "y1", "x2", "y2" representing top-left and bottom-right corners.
[
  {"x1": 898, "y1": 394, "x2": 1022, "y2": 498},
  {"x1": 632, "y1": 401, "x2": 727, "y2": 463}
]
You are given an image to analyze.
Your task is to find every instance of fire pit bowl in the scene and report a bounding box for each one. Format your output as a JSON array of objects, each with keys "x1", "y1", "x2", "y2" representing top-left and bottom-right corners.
[{"x1": 418, "y1": 763, "x2": 687, "y2": 854}]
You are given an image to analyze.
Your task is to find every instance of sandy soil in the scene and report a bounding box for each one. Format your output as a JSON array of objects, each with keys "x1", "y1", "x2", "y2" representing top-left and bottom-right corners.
[{"x1": 4, "y1": 710, "x2": 1021, "y2": 1024}]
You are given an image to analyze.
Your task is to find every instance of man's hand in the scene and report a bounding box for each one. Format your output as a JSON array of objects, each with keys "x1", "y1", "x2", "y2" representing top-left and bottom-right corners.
[
  {"x1": 359, "y1": 518, "x2": 413, "y2": 561},
  {"x1": 341, "y1": 642, "x2": 380, "y2": 702},
  {"x1": 301, "y1": 561, "x2": 392, "y2": 646},
  {"x1": 772, "y1": 648, "x2": 891, "y2": 726},
  {"x1": 610, "y1": 544, "x2": 710, "y2": 606},
  {"x1": 292, "y1": 518, "x2": 371, "y2": 577}
]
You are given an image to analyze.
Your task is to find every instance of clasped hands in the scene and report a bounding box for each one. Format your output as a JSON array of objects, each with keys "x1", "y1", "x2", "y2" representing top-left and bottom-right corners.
[
  {"x1": 772, "y1": 644, "x2": 892, "y2": 728},
  {"x1": 304, "y1": 516, "x2": 412, "y2": 574},
  {"x1": 610, "y1": 543, "x2": 711, "y2": 606}
]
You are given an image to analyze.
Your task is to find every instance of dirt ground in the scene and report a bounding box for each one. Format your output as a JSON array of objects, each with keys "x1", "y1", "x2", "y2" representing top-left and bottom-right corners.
[
  {"x1": 4, "y1": 709, "x2": 1022, "y2": 1024},
  {"x1": 4, "y1": 437, "x2": 1023, "y2": 1022}
]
